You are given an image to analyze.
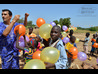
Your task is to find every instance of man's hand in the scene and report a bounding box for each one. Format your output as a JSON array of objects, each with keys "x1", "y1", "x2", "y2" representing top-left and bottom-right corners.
[{"x1": 13, "y1": 15, "x2": 20, "y2": 23}]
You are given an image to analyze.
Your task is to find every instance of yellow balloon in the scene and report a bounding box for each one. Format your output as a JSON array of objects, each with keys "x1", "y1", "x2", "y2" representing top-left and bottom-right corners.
[
  {"x1": 24, "y1": 59, "x2": 46, "y2": 69},
  {"x1": 65, "y1": 42, "x2": 74, "y2": 51},
  {"x1": 68, "y1": 27, "x2": 72, "y2": 32},
  {"x1": 40, "y1": 47, "x2": 60, "y2": 64},
  {"x1": 75, "y1": 38, "x2": 80, "y2": 43},
  {"x1": 62, "y1": 31, "x2": 67, "y2": 38},
  {"x1": 39, "y1": 23, "x2": 52, "y2": 39},
  {"x1": 57, "y1": 24, "x2": 61, "y2": 28}
]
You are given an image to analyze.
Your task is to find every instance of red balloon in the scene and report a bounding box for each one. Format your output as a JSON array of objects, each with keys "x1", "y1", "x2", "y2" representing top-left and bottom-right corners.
[
  {"x1": 69, "y1": 47, "x2": 78, "y2": 56},
  {"x1": 32, "y1": 51, "x2": 41, "y2": 60},
  {"x1": 36, "y1": 18, "x2": 45, "y2": 27}
]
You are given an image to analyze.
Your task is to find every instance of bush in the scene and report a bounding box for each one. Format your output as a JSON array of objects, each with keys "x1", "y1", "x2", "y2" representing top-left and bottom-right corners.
[{"x1": 89, "y1": 27, "x2": 97, "y2": 31}]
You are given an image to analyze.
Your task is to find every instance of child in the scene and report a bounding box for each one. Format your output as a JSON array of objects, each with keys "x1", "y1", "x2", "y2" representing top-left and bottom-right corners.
[
  {"x1": 67, "y1": 29, "x2": 74, "y2": 38},
  {"x1": 44, "y1": 26, "x2": 68, "y2": 69},
  {"x1": 26, "y1": 27, "x2": 36, "y2": 39},
  {"x1": 80, "y1": 32, "x2": 90, "y2": 54},
  {"x1": 70, "y1": 36, "x2": 77, "y2": 48},
  {"x1": 65, "y1": 36, "x2": 77, "y2": 69},
  {"x1": 88, "y1": 34, "x2": 96, "y2": 60},
  {"x1": 16, "y1": 31, "x2": 42, "y2": 64}
]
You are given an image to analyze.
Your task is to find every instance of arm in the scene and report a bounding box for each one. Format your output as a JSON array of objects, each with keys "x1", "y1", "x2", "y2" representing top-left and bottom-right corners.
[
  {"x1": 16, "y1": 32, "x2": 24, "y2": 50},
  {"x1": 80, "y1": 40, "x2": 88, "y2": 42},
  {"x1": 3, "y1": 15, "x2": 20, "y2": 37},
  {"x1": 55, "y1": 44, "x2": 68, "y2": 69},
  {"x1": 23, "y1": 35, "x2": 29, "y2": 47},
  {"x1": 24, "y1": 13, "x2": 29, "y2": 26}
]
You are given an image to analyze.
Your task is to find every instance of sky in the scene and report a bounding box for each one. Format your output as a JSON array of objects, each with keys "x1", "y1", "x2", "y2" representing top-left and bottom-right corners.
[{"x1": 0, "y1": 4, "x2": 98, "y2": 28}]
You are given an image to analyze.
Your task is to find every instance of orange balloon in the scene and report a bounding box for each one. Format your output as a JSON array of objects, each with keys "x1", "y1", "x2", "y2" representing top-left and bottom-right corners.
[
  {"x1": 14, "y1": 24, "x2": 26, "y2": 39},
  {"x1": 36, "y1": 18, "x2": 45, "y2": 27},
  {"x1": 69, "y1": 47, "x2": 78, "y2": 56},
  {"x1": 19, "y1": 50, "x2": 21, "y2": 52},
  {"x1": 67, "y1": 53, "x2": 77, "y2": 59},
  {"x1": 72, "y1": 55, "x2": 77, "y2": 59},
  {"x1": 93, "y1": 43, "x2": 98, "y2": 48},
  {"x1": 32, "y1": 51, "x2": 41, "y2": 60}
]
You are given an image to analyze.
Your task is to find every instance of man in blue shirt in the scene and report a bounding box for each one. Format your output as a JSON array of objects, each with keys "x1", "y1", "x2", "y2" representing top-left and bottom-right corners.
[{"x1": 0, "y1": 9, "x2": 29, "y2": 69}]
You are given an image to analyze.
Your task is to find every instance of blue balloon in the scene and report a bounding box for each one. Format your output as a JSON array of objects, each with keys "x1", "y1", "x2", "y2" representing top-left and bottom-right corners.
[
  {"x1": 62, "y1": 37, "x2": 70, "y2": 44},
  {"x1": 77, "y1": 52, "x2": 87, "y2": 61},
  {"x1": 20, "y1": 36, "x2": 30, "y2": 42},
  {"x1": 14, "y1": 40, "x2": 25, "y2": 50},
  {"x1": 50, "y1": 22, "x2": 56, "y2": 27},
  {"x1": 62, "y1": 26, "x2": 68, "y2": 31}
]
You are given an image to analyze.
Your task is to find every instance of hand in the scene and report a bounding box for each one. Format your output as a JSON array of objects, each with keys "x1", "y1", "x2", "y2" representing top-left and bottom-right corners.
[
  {"x1": 16, "y1": 30, "x2": 21, "y2": 37},
  {"x1": 13, "y1": 15, "x2": 20, "y2": 22},
  {"x1": 25, "y1": 13, "x2": 29, "y2": 17},
  {"x1": 44, "y1": 62, "x2": 55, "y2": 69}
]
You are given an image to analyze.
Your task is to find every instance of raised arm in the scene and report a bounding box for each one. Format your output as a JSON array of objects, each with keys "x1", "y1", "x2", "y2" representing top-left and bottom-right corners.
[
  {"x1": 3, "y1": 15, "x2": 20, "y2": 37},
  {"x1": 24, "y1": 13, "x2": 29, "y2": 26}
]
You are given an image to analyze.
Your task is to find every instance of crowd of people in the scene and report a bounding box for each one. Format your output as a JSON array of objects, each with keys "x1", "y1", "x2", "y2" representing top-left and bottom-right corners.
[{"x1": 0, "y1": 9, "x2": 98, "y2": 69}]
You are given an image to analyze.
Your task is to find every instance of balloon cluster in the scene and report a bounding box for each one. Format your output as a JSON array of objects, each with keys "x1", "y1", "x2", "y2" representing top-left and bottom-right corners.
[
  {"x1": 68, "y1": 25, "x2": 77, "y2": 32},
  {"x1": 24, "y1": 47, "x2": 60, "y2": 69},
  {"x1": 36, "y1": 18, "x2": 56, "y2": 40}
]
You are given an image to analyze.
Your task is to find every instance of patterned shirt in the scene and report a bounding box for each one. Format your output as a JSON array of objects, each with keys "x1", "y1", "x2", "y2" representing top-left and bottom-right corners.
[{"x1": 0, "y1": 22, "x2": 24, "y2": 60}]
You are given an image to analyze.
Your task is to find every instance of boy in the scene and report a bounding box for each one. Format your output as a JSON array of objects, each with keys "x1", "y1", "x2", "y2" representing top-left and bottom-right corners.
[
  {"x1": 80, "y1": 32, "x2": 90, "y2": 54},
  {"x1": 45, "y1": 26, "x2": 68, "y2": 69}
]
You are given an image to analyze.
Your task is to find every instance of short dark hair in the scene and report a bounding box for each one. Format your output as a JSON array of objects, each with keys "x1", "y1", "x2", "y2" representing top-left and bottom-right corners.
[
  {"x1": 86, "y1": 32, "x2": 90, "y2": 36},
  {"x1": 53, "y1": 25, "x2": 61, "y2": 32},
  {"x1": 2, "y1": 9, "x2": 12, "y2": 16},
  {"x1": 70, "y1": 36, "x2": 76, "y2": 41}
]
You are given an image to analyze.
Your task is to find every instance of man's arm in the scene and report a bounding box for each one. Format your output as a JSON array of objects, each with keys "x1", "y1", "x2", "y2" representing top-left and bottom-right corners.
[
  {"x1": 3, "y1": 15, "x2": 20, "y2": 37},
  {"x1": 24, "y1": 13, "x2": 29, "y2": 26}
]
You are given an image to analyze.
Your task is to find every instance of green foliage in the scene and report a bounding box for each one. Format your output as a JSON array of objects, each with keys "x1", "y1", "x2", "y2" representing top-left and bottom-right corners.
[
  {"x1": 53, "y1": 17, "x2": 71, "y2": 28},
  {"x1": 89, "y1": 27, "x2": 97, "y2": 31},
  {"x1": 17, "y1": 18, "x2": 36, "y2": 28},
  {"x1": 77, "y1": 27, "x2": 97, "y2": 31}
]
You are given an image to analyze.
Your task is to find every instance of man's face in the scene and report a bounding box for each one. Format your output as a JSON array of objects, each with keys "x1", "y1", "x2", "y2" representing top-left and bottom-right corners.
[{"x1": 2, "y1": 11, "x2": 12, "y2": 22}]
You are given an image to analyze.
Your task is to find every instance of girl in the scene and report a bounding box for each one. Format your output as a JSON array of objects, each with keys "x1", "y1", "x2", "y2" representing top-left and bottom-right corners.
[{"x1": 16, "y1": 31, "x2": 42, "y2": 65}]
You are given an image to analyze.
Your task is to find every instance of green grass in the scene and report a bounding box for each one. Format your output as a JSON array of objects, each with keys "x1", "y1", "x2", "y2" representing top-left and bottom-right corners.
[{"x1": 74, "y1": 29, "x2": 98, "y2": 34}]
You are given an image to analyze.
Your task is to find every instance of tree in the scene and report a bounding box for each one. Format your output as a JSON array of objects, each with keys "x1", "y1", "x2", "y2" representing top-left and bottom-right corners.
[
  {"x1": 53, "y1": 17, "x2": 71, "y2": 28},
  {"x1": 53, "y1": 20, "x2": 59, "y2": 25},
  {"x1": 17, "y1": 18, "x2": 35, "y2": 28}
]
